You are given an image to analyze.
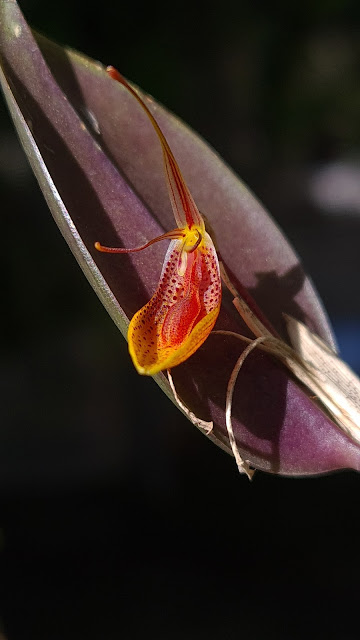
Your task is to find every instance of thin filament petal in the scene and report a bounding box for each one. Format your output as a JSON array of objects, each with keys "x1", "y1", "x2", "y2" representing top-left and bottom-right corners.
[{"x1": 107, "y1": 66, "x2": 203, "y2": 229}]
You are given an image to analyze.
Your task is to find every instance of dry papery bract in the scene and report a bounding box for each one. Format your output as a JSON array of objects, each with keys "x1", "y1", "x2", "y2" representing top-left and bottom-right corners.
[{"x1": 168, "y1": 262, "x2": 360, "y2": 479}]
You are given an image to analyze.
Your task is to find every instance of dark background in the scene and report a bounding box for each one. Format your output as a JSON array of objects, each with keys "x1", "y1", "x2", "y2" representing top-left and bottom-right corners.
[{"x1": 1, "y1": 0, "x2": 360, "y2": 638}]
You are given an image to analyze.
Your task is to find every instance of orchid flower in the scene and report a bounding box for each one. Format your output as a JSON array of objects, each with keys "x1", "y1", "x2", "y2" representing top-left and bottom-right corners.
[
  {"x1": 2, "y1": 0, "x2": 360, "y2": 477},
  {"x1": 95, "y1": 67, "x2": 221, "y2": 375}
]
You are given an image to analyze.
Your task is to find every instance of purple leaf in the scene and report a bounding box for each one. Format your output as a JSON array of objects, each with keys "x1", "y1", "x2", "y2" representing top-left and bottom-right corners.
[{"x1": 1, "y1": 0, "x2": 359, "y2": 475}]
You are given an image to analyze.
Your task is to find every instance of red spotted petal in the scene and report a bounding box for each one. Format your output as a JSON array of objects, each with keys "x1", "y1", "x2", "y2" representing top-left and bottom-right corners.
[{"x1": 128, "y1": 232, "x2": 221, "y2": 374}]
